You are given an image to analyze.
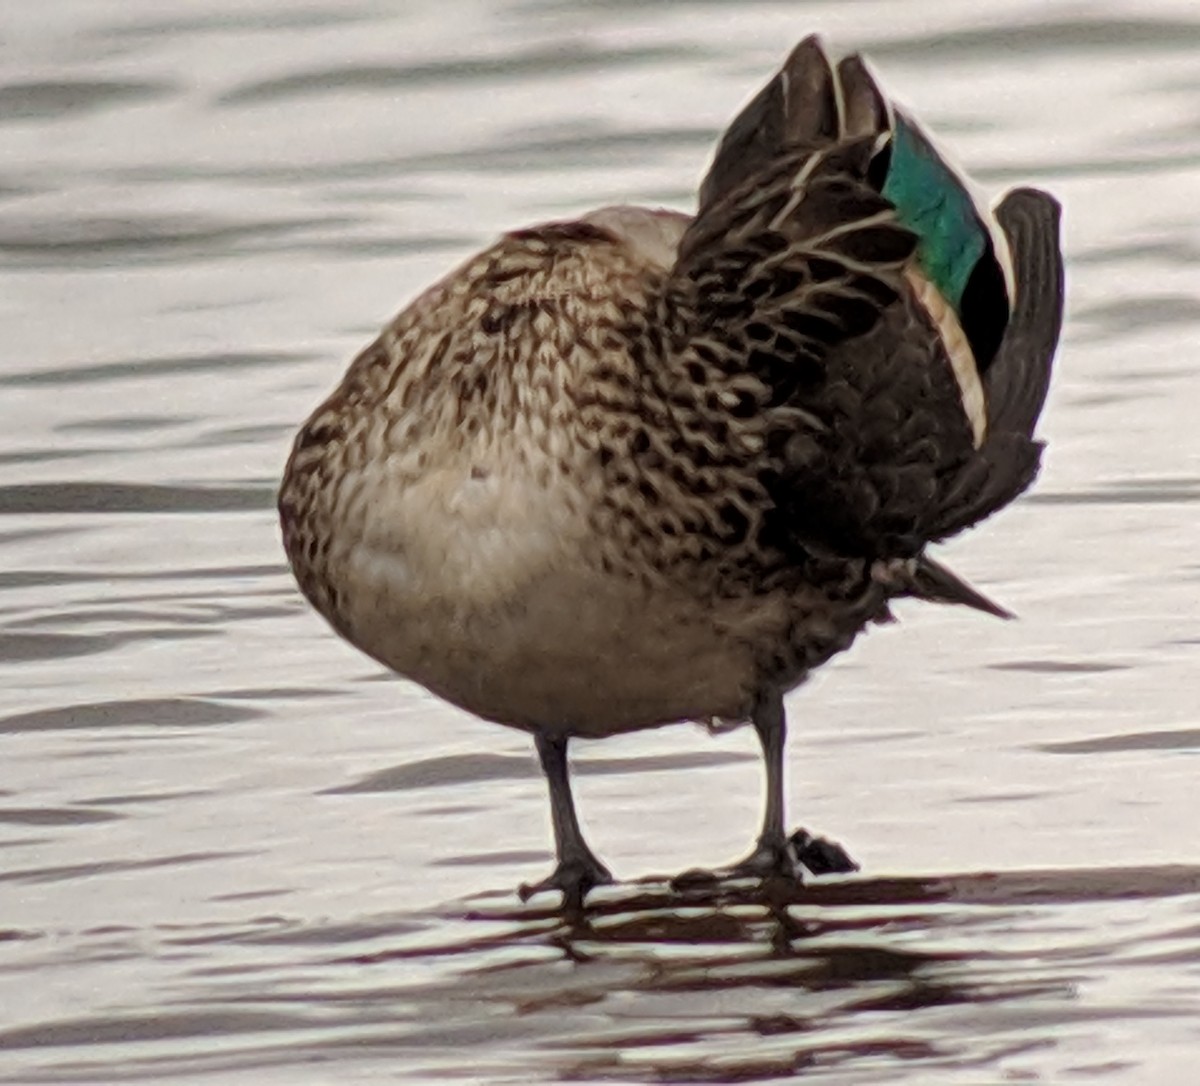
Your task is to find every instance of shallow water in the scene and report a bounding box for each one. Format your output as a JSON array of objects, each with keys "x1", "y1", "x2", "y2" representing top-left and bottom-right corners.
[{"x1": 2, "y1": 0, "x2": 1199, "y2": 1081}]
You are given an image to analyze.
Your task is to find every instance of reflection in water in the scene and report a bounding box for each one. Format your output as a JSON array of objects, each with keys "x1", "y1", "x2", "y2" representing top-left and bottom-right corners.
[
  {"x1": 426, "y1": 867, "x2": 1198, "y2": 1080},
  {"x1": 41, "y1": 865, "x2": 1172, "y2": 1084}
]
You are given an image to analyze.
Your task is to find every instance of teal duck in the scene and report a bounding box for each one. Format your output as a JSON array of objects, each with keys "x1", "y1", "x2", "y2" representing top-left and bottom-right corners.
[{"x1": 279, "y1": 36, "x2": 1065, "y2": 907}]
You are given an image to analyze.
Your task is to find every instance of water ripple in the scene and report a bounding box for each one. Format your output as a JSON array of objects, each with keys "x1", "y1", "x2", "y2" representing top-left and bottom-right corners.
[
  {"x1": 325, "y1": 748, "x2": 756, "y2": 794},
  {"x1": 0, "y1": 80, "x2": 177, "y2": 123},
  {"x1": 867, "y1": 17, "x2": 1200, "y2": 59},
  {"x1": 0, "y1": 697, "x2": 263, "y2": 734},
  {"x1": 0, "y1": 349, "x2": 311, "y2": 388},
  {"x1": 0, "y1": 482, "x2": 273, "y2": 516},
  {"x1": 219, "y1": 43, "x2": 701, "y2": 106}
]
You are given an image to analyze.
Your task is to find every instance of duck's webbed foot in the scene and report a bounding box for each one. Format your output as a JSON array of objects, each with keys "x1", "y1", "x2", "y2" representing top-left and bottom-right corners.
[
  {"x1": 730, "y1": 828, "x2": 857, "y2": 881},
  {"x1": 677, "y1": 690, "x2": 859, "y2": 889},
  {"x1": 789, "y1": 828, "x2": 858, "y2": 876},
  {"x1": 674, "y1": 829, "x2": 857, "y2": 892},
  {"x1": 519, "y1": 851, "x2": 612, "y2": 911},
  {"x1": 521, "y1": 733, "x2": 615, "y2": 912},
  {"x1": 727, "y1": 830, "x2": 806, "y2": 882}
]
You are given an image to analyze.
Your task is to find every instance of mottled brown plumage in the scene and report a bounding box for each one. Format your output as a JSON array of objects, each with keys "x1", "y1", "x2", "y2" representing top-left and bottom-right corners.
[{"x1": 279, "y1": 36, "x2": 1064, "y2": 906}]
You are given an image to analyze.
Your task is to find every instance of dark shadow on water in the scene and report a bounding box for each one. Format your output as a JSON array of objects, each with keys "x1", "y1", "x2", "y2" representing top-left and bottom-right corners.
[{"x1": 218, "y1": 43, "x2": 704, "y2": 106}]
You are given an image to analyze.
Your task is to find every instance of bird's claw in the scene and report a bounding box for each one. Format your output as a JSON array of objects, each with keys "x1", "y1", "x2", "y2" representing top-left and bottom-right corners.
[
  {"x1": 671, "y1": 828, "x2": 857, "y2": 891},
  {"x1": 519, "y1": 854, "x2": 613, "y2": 911},
  {"x1": 789, "y1": 828, "x2": 858, "y2": 876}
]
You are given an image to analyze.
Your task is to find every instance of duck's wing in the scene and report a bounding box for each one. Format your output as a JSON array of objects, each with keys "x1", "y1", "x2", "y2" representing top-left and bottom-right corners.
[
  {"x1": 671, "y1": 38, "x2": 980, "y2": 559},
  {"x1": 667, "y1": 36, "x2": 1063, "y2": 570}
]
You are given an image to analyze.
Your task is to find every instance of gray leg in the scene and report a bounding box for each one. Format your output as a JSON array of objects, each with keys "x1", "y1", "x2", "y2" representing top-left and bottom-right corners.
[
  {"x1": 727, "y1": 690, "x2": 857, "y2": 880},
  {"x1": 754, "y1": 689, "x2": 788, "y2": 852},
  {"x1": 727, "y1": 689, "x2": 795, "y2": 876},
  {"x1": 519, "y1": 734, "x2": 612, "y2": 908}
]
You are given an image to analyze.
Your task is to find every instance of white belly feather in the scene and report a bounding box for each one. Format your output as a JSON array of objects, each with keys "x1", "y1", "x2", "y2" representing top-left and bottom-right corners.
[{"x1": 332, "y1": 463, "x2": 760, "y2": 737}]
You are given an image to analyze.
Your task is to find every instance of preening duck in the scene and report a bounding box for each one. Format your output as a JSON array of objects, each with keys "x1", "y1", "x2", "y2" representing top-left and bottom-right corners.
[{"x1": 279, "y1": 35, "x2": 1065, "y2": 908}]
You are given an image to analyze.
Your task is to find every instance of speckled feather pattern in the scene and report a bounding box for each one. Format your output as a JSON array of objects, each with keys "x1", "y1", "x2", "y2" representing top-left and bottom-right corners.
[{"x1": 279, "y1": 40, "x2": 1062, "y2": 742}]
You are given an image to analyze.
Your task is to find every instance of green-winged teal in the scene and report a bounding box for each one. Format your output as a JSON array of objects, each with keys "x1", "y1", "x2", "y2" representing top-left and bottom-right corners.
[{"x1": 279, "y1": 36, "x2": 1064, "y2": 908}]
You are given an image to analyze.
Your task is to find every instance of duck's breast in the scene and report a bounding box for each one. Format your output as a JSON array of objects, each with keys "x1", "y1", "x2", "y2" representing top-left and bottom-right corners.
[{"x1": 336, "y1": 457, "x2": 766, "y2": 736}]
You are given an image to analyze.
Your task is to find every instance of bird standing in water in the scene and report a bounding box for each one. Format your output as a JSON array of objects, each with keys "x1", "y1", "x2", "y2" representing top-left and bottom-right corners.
[{"x1": 279, "y1": 36, "x2": 1064, "y2": 908}]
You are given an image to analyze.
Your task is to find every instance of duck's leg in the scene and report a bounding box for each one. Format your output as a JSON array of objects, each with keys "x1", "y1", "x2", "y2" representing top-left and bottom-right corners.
[
  {"x1": 729, "y1": 690, "x2": 857, "y2": 880},
  {"x1": 731, "y1": 689, "x2": 795, "y2": 876},
  {"x1": 518, "y1": 734, "x2": 612, "y2": 909}
]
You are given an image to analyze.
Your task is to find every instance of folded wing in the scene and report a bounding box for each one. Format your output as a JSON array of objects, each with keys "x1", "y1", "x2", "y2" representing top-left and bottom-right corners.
[{"x1": 668, "y1": 36, "x2": 1063, "y2": 565}]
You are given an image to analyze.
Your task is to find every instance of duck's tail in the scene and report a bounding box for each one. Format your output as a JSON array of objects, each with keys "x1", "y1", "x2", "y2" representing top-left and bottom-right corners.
[
  {"x1": 699, "y1": 35, "x2": 1015, "y2": 377},
  {"x1": 697, "y1": 36, "x2": 887, "y2": 211},
  {"x1": 926, "y1": 188, "x2": 1064, "y2": 542},
  {"x1": 873, "y1": 554, "x2": 1013, "y2": 620}
]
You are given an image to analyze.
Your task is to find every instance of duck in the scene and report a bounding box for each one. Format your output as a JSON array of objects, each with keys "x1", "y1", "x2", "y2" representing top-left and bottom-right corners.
[{"x1": 278, "y1": 35, "x2": 1064, "y2": 909}]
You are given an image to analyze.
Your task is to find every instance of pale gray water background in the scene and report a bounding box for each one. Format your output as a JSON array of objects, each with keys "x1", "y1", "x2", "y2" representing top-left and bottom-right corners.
[{"x1": 1, "y1": 0, "x2": 1199, "y2": 1082}]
